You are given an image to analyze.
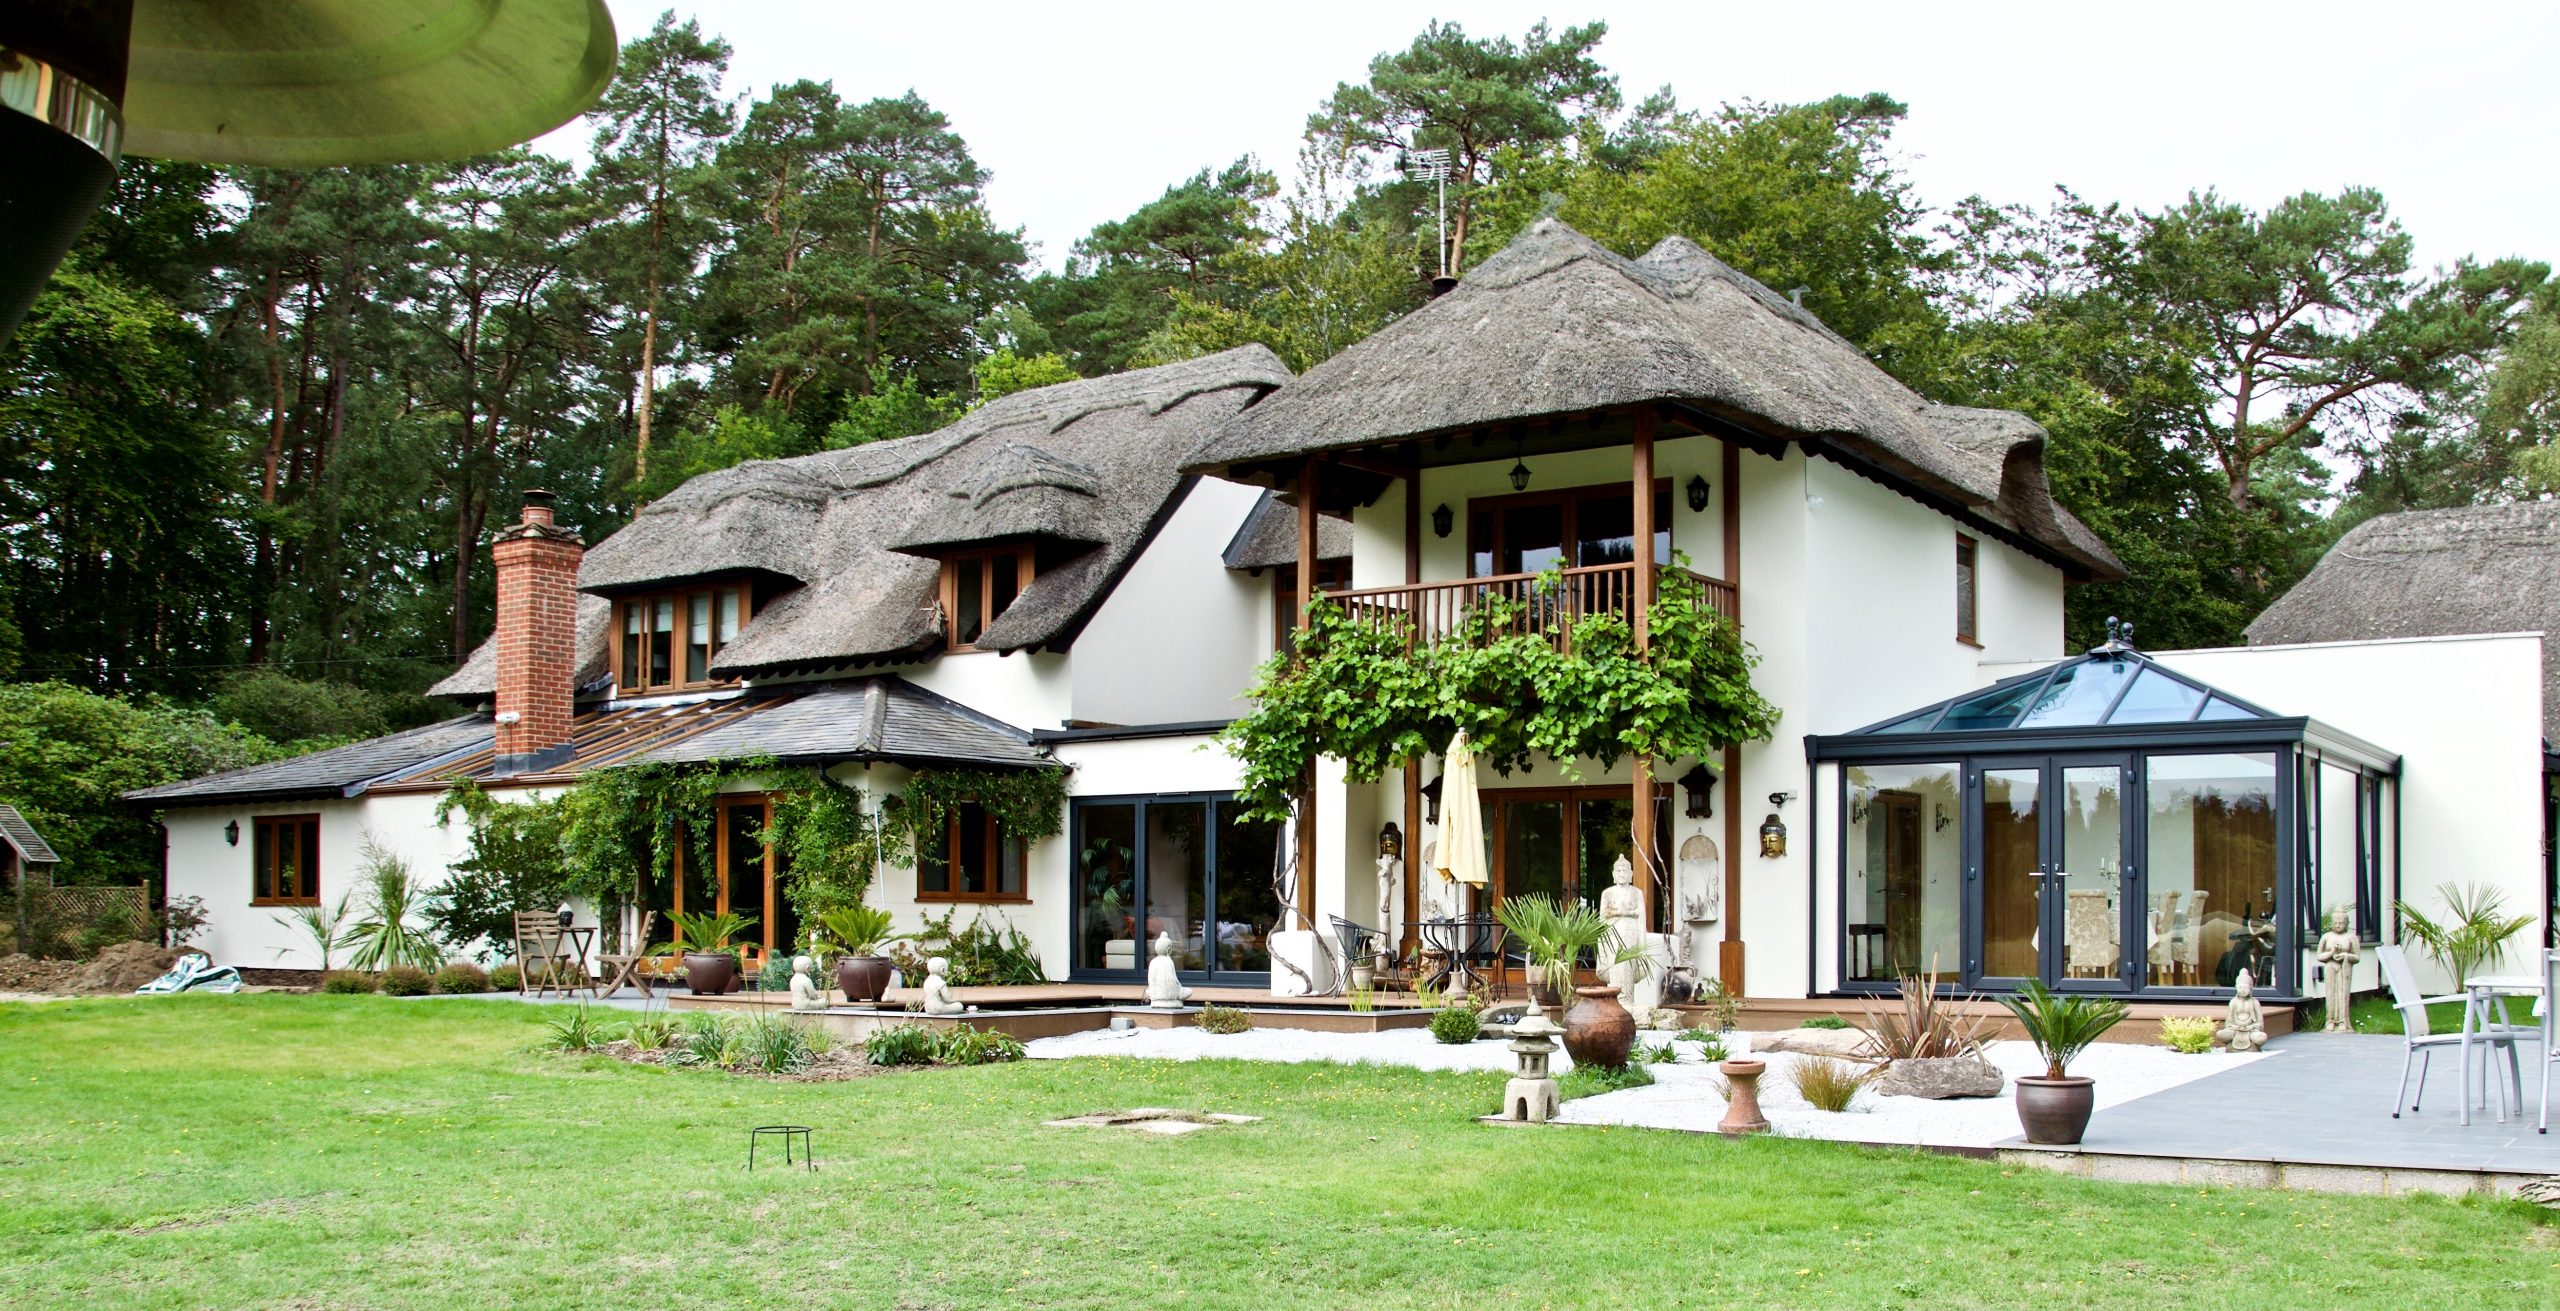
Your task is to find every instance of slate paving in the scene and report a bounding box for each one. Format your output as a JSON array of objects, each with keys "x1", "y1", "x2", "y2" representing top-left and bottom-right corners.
[{"x1": 2028, "y1": 1030, "x2": 2560, "y2": 1175}]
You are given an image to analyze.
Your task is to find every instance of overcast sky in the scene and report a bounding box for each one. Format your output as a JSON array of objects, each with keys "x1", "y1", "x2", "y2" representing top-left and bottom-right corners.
[{"x1": 551, "y1": 1, "x2": 2557, "y2": 275}]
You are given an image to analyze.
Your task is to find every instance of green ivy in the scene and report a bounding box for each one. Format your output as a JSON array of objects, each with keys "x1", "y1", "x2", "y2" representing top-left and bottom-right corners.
[
  {"x1": 900, "y1": 767, "x2": 1070, "y2": 857},
  {"x1": 1220, "y1": 561, "x2": 1779, "y2": 819}
]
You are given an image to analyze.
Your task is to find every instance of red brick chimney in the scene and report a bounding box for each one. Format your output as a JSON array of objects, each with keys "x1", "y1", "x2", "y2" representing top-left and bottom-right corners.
[{"x1": 489, "y1": 489, "x2": 584, "y2": 775}]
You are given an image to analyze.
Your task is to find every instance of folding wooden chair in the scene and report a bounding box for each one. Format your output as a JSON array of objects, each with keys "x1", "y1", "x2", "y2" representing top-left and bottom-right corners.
[
  {"x1": 596, "y1": 910, "x2": 659, "y2": 1000},
  {"x1": 512, "y1": 910, "x2": 569, "y2": 999}
]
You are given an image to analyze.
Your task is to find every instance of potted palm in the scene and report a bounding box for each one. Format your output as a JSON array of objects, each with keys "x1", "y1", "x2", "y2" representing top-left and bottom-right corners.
[
  {"x1": 666, "y1": 909, "x2": 756, "y2": 995},
  {"x1": 1999, "y1": 980, "x2": 2128, "y2": 1144},
  {"x1": 1495, "y1": 894, "x2": 1650, "y2": 1069},
  {"x1": 817, "y1": 905, "x2": 899, "y2": 1005}
]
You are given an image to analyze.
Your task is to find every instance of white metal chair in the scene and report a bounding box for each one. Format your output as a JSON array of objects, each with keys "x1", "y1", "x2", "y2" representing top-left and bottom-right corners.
[
  {"x1": 2377, "y1": 943, "x2": 2520, "y2": 1120},
  {"x1": 2538, "y1": 949, "x2": 2560, "y2": 1135}
]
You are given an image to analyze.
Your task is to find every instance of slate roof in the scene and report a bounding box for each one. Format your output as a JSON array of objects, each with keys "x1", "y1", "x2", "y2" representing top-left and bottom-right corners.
[
  {"x1": 121, "y1": 715, "x2": 497, "y2": 806},
  {"x1": 0, "y1": 804, "x2": 61, "y2": 867},
  {"x1": 430, "y1": 346, "x2": 1292, "y2": 696},
  {"x1": 1184, "y1": 219, "x2": 2122, "y2": 580},
  {"x1": 630, "y1": 680, "x2": 1046, "y2": 770},
  {"x1": 1221, "y1": 491, "x2": 1354, "y2": 571},
  {"x1": 2247, "y1": 501, "x2": 2560, "y2": 741}
]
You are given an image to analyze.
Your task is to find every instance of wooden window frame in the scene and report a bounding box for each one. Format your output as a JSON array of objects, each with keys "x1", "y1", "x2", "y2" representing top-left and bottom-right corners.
[
  {"x1": 941, "y1": 546, "x2": 1036, "y2": 652},
  {"x1": 1272, "y1": 558, "x2": 1353, "y2": 652},
  {"x1": 917, "y1": 801, "x2": 1029, "y2": 903},
  {"x1": 1465, "y1": 479, "x2": 1673, "y2": 578},
  {"x1": 1955, "y1": 533, "x2": 1981, "y2": 648},
  {"x1": 612, "y1": 583, "x2": 754, "y2": 695},
  {"x1": 250, "y1": 813, "x2": 322, "y2": 907},
  {"x1": 669, "y1": 793, "x2": 788, "y2": 956}
]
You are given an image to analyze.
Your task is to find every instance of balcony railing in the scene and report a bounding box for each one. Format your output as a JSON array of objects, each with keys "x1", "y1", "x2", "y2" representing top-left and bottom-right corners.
[{"x1": 1317, "y1": 562, "x2": 1738, "y2": 653}]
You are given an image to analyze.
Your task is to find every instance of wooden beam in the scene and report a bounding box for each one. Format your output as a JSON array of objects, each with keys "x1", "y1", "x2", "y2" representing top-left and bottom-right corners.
[
  {"x1": 1326, "y1": 450, "x2": 1417, "y2": 483},
  {"x1": 1631, "y1": 408, "x2": 1657, "y2": 924},
  {"x1": 1295, "y1": 458, "x2": 1318, "y2": 926},
  {"x1": 1719, "y1": 436, "x2": 1744, "y2": 995}
]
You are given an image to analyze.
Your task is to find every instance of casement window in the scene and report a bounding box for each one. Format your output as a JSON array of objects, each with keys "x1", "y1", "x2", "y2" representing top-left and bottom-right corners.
[
  {"x1": 942, "y1": 547, "x2": 1035, "y2": 651},
  {"x1": 1466, "y1": 482, "x2": 1673, "y2": 578},
  {"x1": 1955, "y1": 534, "x2": 1979, "y2": 646},
  {"x1": 614, "y1": 584, "x2": 750, "y2": 693},
  {"x1": 252, "y1": 814, "x2": 321, "y2": 906},
  {"x1": 917, "y1": 802, "x2": 1026, "y2": 902}
]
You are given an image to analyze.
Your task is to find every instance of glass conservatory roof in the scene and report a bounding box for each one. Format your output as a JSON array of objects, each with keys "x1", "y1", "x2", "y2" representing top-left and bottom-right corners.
[{"x1": 1856, "y1": 645, "x2": 2277, "y2": 737}]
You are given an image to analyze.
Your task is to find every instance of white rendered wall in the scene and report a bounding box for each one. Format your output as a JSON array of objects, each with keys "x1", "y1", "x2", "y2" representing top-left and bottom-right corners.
[
  {"x1": 895, "y1": 649, "x2": 1070, "y2": 737},
  {"x1": 165, "y1": 790, "x2": 487, "y2": 971},
  {"x1": 1069, "y1": 477, "x2": 1272, "y2": 727}
]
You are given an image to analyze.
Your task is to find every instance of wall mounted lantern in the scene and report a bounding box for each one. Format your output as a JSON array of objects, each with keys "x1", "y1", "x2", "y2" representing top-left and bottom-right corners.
[
  {"x1": 1420, "y1": 773, "x2": 1444, "y2": 825},
  {"x1": 224, "y1": 819, "x2": 240, "y2": 847},
  {"x1": 1508, "y1": 457, "x2": 1532, "y2": 492},
  {"x1": 1686, "y1": 474, "x2": 1711, "y2": 512},
  {"x1": 1431, "y1": 503, "x2": 1454, "y2": 538},
  {"x1": 1677, "y1": 763, "x2": 1718, "y2": 819}
]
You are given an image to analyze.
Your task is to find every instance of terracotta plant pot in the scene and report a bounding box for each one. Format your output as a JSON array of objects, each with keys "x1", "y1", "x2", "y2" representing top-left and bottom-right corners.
[
  {"x1": 2013, "y1": 1075, "x2": 2095, "y2": 1144},
  {"x1": 682, "y1": 952, "x2": 737, "y2": 996},
  {"x1": 835, "y1": 954, "x2": 892, "y2": 1005},
  {"x1": 1561, "y1": 984, "x2": 1637, "y2": 1069}
]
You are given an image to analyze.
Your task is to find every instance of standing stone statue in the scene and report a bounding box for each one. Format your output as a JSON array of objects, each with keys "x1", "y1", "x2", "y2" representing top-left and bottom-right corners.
[
  {"x1": 2217, "y1": 968, "x2": 2268, "y2": 1053},
  {"x1": 788, "y1": 954, "x2": 827, "y2": 1013},
  {"x1": 1599, "y1": 854, "x2": 1648, "y2": 1004},
  {"x1": 1145, "y1": 931, "x2": 1193, "y2": 1009},
  {"x1": 920, "y1": 955, "x2": 964, "y2": 1015},
  {"x1": 2316, "y1": 905, "x2": 2360, "y2": 1034},
  {"x1": 1375, "y1": 852, "x2": 1400, "y2": 964}
]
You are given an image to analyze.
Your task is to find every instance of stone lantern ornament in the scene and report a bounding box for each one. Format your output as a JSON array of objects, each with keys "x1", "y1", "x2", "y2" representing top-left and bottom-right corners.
[{"x1": 1502, "y1": 1002, "x2": 1563, "y2": 1124}]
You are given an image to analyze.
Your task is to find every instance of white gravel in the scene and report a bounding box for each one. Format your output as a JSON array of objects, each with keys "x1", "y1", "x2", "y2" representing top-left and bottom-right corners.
[{"x1": 1025, "y1": 1025, "x2": 2263, "y2": 1150}]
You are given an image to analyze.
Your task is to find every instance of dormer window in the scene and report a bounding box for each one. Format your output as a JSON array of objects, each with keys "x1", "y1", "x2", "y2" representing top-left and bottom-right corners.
[
  {"x1": 615, "y1": 584, "x2": 751, "y2": 694},
  {"x1": 943, "y1": 546, "x2": 1034, "y2": 651}
]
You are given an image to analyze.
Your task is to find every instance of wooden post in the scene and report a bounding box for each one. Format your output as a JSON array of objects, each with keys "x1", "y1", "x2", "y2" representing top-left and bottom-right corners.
[
  {"x1": 1630, "y1": 408, "x2": 1657, "y2": 925},
  {"x1": 1402, "y1": 453, "x2": 1422, "y2": 955},
  {"x1": 1295, "y1": 458, "x2": 1319, "y2": 926},
  {"x1": 1718, "y1": 437, "x2": 1745, "y2": 996}
]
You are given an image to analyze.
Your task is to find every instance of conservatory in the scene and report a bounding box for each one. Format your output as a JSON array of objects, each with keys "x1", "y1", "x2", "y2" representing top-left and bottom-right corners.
[{"x1": 1806, "y1": 627, "x2": 2399, "y2": 1001}]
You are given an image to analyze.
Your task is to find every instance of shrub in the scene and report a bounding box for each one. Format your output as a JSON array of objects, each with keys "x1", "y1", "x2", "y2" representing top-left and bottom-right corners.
[
  {"x1": 933, "y1": 1024, "x2": 1025, "y2": 1066},
  {"x1": 430, "y1": 961, "x2": 491, "y2": 995},
  {"x1": 488, "y1": 963, "x2": 522, "y2": 992},
  {"x1": 378, "y1": 964, "x2": 433, "y2": 996},
  {"x1": 319, "y1": 969, "x2": 378, "y2": 994},
  {"x1": 1558, "y1": 1062, "x2": 1654, "y2": 1101},
  {"x1": 672, "y1": 1013, "x2": 736, "y2": 1067},
  {"x1": 2158, "y1": 1016, "x2": 2217, "y2": 1054},
  {"x1": 734, "y1": 1013, "x2": 821, "y2": 1075},
  {"x1": 1199, "y1": 1003, "x2": 1254, "y2": 1035},
  {"x1": 625, "y1": 1015, "x2": 676, "y2": 1051},
  {"x1": 341, "y1": 840, "x2": 443, "y2": 972},
  {"x1": 865, "y1": 1022, "x2": 938, "y2": 1066},
  {"x1": 1798, "y1": 1014, "x2": 1848, "y2": 1030},
  {"x1": 543, "y1": 1005, "x2": 610, "y2": 1053},
  {"x1": 1428, "y1": 1005, "x2": 1480, "y2": 1045},
  {"x1": 1790, "y1": 1056, "x2": 1872, "y2": 1112}
]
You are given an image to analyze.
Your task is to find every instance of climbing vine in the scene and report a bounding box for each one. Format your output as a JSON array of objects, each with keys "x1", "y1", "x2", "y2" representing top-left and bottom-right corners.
[
  {"x1": 1220, "y1": 561, "x2": 1780, "y2": 819},
  {"x1": 900, "y1": 767, "x2": 1071, "y2": 857}
]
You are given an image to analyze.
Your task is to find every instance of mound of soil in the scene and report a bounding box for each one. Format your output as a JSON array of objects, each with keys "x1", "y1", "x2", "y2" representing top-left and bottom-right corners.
[{"x1": 0, "y1": 942, "x2": 178, "y2": 994}]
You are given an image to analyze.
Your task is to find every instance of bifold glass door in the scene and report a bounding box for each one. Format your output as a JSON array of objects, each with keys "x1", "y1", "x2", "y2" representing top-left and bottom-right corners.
[
  {"x1": 1966, "y1": 757, "x2": 2133, "y2": 992},
  {"x1": 1070, "y1": 796, "x2": 1281, "y2": 983}
]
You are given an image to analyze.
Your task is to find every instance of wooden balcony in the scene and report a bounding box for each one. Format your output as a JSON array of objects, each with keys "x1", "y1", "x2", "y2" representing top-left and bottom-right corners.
[{"x1": 1318, "y1": 562, "x2": 1738, "y2": 652}]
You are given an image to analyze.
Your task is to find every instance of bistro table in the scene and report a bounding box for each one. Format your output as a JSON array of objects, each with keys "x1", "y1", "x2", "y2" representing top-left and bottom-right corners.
[
  {"x1": 2460, "y1": 971, "x2": 2541, "y2": 1126},
  {"x1": 547, "y1": 923, "x2": 599, "y2": 996}
]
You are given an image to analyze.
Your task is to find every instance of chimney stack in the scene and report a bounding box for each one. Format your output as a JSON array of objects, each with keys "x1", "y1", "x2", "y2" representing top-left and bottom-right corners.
[{"x1": 489, "y1": 489, "x2": 583, "y2": 775}]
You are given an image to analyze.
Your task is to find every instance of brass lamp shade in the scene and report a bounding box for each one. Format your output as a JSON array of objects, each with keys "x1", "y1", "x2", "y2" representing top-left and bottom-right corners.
[{"x1": 123, "y1": 0, "x2": 618, "y2": 166}]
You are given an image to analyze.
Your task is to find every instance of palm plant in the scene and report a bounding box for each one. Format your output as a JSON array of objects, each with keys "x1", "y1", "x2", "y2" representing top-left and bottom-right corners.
[
  {"x1": 342, "y1": 841, "x2": 443, "y2": 972},
  {"x1": 1494, "y1": 893, "x2": 1609, "y2": 1000},
  {"x1": 269, "y1": 892, "x2": 355, "y2": 971},
  {"x1": 2397, "y1": 882, "x2": 2533, "y2": 986},
  {"x1": 814, "y1": 905, "x2": 898, "y2": 957},
  {"x1": 2000, "y1": 980, "x2": 2128, "y2": 1080},
  {"x1": 666, "y1": 909, "x2": 755, "y2": 959}
]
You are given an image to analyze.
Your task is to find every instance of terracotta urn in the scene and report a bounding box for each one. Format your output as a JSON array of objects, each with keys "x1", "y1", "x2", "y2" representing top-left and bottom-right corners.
[
  {"x1": 1717, "y1": 1058, "x2": 1771, "y2": 1135},
  {"x1": 682, "y1": 951, "x2": 737, "y2": 996},
  {"x1": 1561, "y1": 984, "x2": 1637, "y2": 1069},
  {"x1": 2013, "y1": 1075, "x2": 2095, "y2": 1144},
  {"x1": 835, "y1": 954, "x2": 892, "y2": 1005}
]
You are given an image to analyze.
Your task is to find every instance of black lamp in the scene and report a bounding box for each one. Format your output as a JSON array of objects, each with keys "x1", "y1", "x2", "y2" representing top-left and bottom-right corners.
[
  {"x1": 1508, "y1": 458, "x2": 1532, "y2": 492},
  {"x1": 1676, "y1": 763, "x2": 1717, "y2": 819},
  {"x1": 224, "y1": 819, "x2": 240, "y2": 847},
  {"x1": 1686, "y1": 474, "x2": 1711, "y2": 512},
  {"x1": 1431, "y1": 503, "x2": 1454, "y2": 538},
  {"x1": 1420, "y1": 774, "x2": 1444, "y2": 825}
]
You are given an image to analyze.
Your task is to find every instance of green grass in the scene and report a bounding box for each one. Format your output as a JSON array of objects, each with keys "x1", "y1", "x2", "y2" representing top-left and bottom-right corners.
[
  {"x1": 2298, "y1": 993, "x2": 2474, "y2": 1036},
  {"x1": 3, "y1": 996, "x2": 2554, "y2": 1309}
]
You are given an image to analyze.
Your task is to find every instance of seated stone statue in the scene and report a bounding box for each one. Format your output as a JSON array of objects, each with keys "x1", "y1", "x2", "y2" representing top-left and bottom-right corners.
[
  {"x1": 1145, "y1": 931, "x2": 1192, "y2": 1009},
  {"x1": 920, "y1": 955, "x2": 965, "y2": 1015},
  {"x1": 787, "y1": 954, "x2": 827, "y2": 1013},
  {"x1": 2216, "y1": 968, "x2": 2268, "y2": 1053}
]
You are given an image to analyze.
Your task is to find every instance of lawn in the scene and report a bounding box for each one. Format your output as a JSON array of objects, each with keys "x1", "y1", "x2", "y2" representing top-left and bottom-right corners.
[{"x1": 2, "y1": 996, "x2": 2554, "y2": 1310}]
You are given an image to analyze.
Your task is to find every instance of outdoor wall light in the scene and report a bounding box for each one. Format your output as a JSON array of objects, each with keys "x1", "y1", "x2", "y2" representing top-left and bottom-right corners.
[
  {"x1": 1686, "y1": 474, "x2": 1711, "y2": 512},
  {"x1": 1677, "y1": 763, "x2": 1718, "y2": 819},
  {"x1": 1508, "y1": 458, "x2": 1532, "y2": 492},
  {"x1": 1420, "y1": 773, "x2": 1444, "y2": 825},
  {"x1": 224, "y1": 819, "x2": 240, "y2": 847},
  {"x1": 1431, "y1": 503, "x2": 1454, "y2": 538}
]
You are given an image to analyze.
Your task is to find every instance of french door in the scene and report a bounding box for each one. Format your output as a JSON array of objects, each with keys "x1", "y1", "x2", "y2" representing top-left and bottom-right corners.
[
  {"x1": 1966, "y1": 755, "x2": 2134, "y2": 993},
  {"x1": 1069, "y1": 795, "x2": 1282, "y2": 984}
]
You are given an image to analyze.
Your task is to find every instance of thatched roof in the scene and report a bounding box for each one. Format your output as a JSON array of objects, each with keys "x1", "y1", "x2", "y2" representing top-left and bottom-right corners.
[
  {"x1": 432, "y1": 347, "x2": 1290, "y2": 696},
  {"x1": 2247, "y1": 501, "x2": 2560, "y2": 740},
  {"x1": 1185, "y1": 219, "x2": 2121, "y2": 580},
  {"x1": 1221, "y1": 491, "x2": 1352, "y2": 571}
]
